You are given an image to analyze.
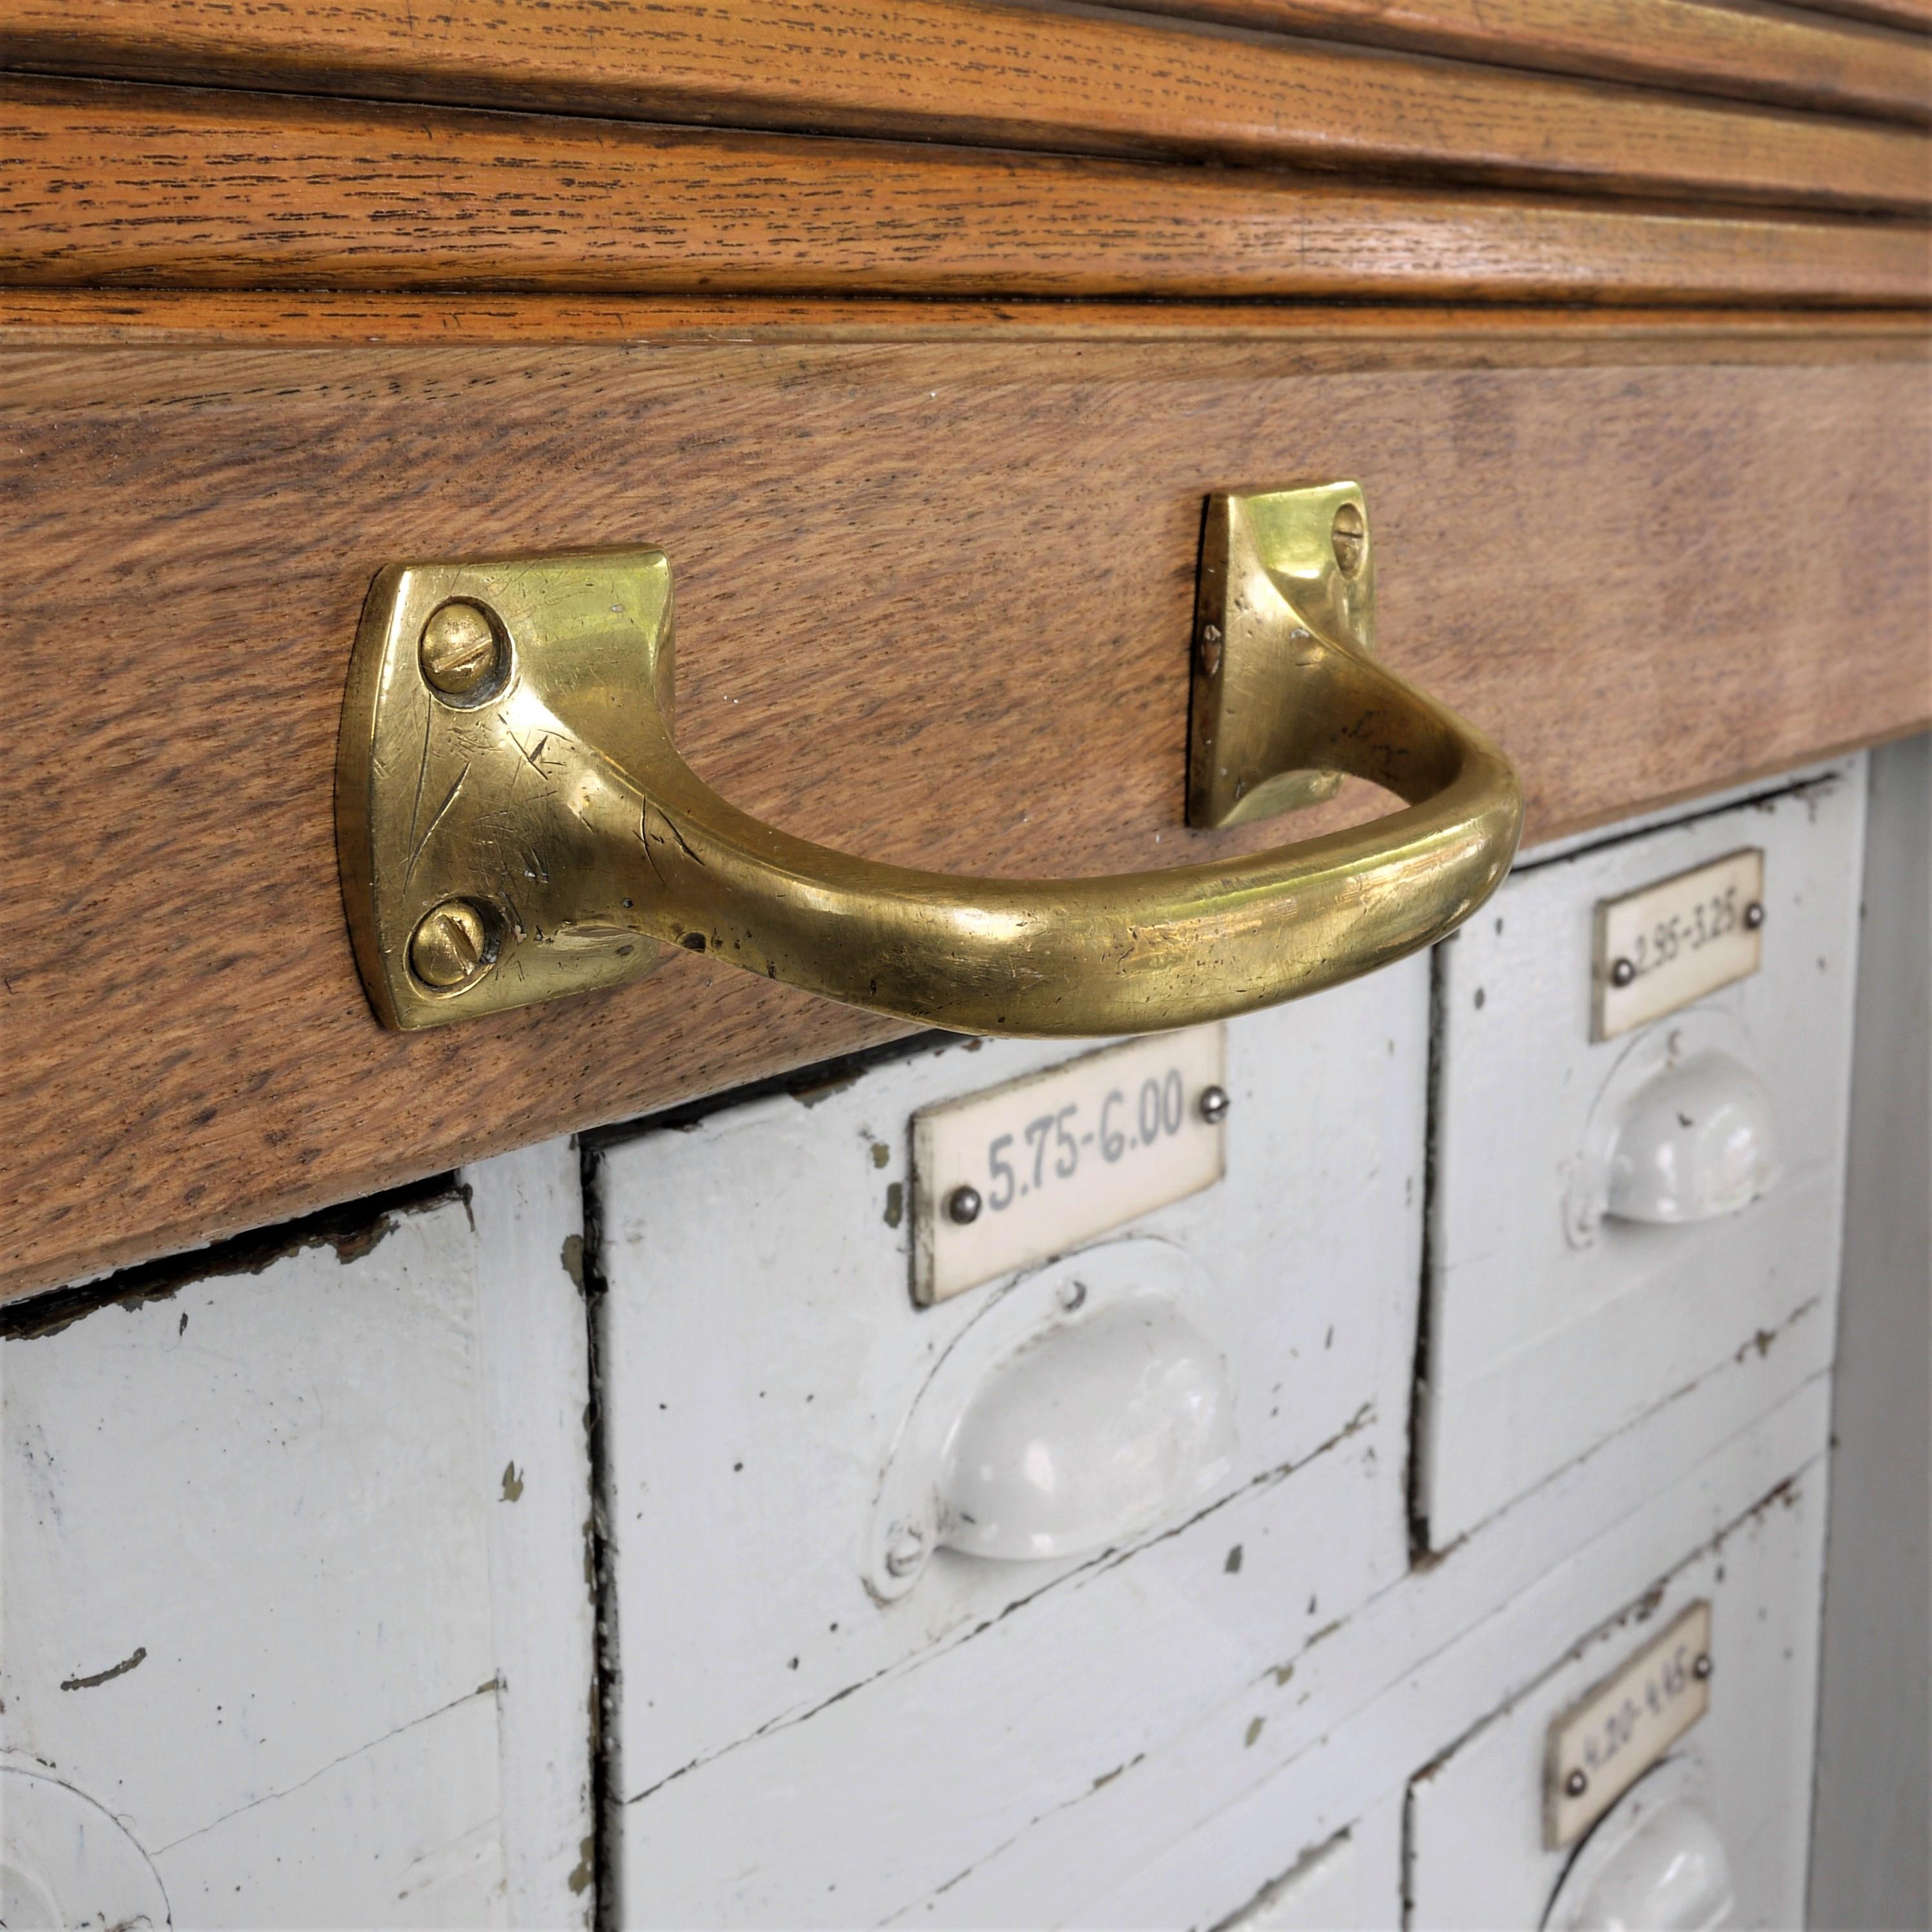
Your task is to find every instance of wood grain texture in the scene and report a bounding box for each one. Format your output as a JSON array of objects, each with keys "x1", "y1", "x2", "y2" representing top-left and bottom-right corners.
[
  {"x1": 3, "y1": 292, "x2": 1927, "y2": 357},
  {"x1": 1111, "y1": 0, "x2": 1932, "y2": 125},
  {"x1": 2, "y1": 1, "x2": 1926, "y2": 203},
  {"x1": 1, "y1": 79, "x2": 1926, "y2": 303},
  {"x1": 1799, "y1": 0, "x2": 1932, "y2": 34},
  {"x1": 1, "y1": 322, "x2": 1926, "y2": 1300}
]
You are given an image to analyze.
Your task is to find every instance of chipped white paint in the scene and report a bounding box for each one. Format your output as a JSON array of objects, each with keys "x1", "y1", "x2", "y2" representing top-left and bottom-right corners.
[
  {"x1": 1197, "y1": 1792, "x2": 1404, "y2": 1931},
  {"x1": 1420, "y1": 764, "x2": 1865, "y2": 1548},
  {"x1": 1407, "y1": 1457, "x2": 1827, "y2": 1928},
  {"x1": 594, "y1": 972, "x2": 1430, "y2": 1926},
  {"x1": 1, "y1": 1141, "x2": 594, "y2": 1929},
  {"x1": 923, "y1": 1372, "x2": 1833, "y2": 1927},
  {"x1": 468, "y1": 1137, "x2": 598, "y2": 1927},
  {"x1": 1, "y1": 1763, "x2": 170, "y2": 1927}
]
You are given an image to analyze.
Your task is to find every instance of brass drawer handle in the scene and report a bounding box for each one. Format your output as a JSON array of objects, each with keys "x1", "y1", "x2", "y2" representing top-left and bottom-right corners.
[{"x1": 337, "y1": 483, "x2": 1521, "y2": 1035}]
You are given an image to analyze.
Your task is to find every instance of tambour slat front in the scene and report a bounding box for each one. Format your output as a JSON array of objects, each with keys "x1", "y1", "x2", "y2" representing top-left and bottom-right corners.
[
  {"x1": 1, "y1": 2, "x2": 1927, "y2": 201},
  {"x1": 0, "y1": 78, "x2": 1925, "y2": 301},
  {"x1": 1113, "y1": 0, "x2": 1932, "y2": 125}
]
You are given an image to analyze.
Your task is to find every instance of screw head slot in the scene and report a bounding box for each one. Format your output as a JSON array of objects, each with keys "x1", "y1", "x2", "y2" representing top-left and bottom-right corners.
[
  {"x1": 947, "y1": 1184, "x2": 983, "y2": 1226},
  {"x1": 884, "y1": 1526, "x2": 927, "y2": 1579},
  {"x1": 1198, "y1": 1085, "x2": 1231, "y2": 1124},
  {"x1": 409, "y1": 899, "x2": 493, "y2": 989},
  {"x1": 1330, "y1": 500, "x2": 1366, "y2": 578},
  {"x1": 419, "y1": 600, "x2": 506, "y2": 702}
]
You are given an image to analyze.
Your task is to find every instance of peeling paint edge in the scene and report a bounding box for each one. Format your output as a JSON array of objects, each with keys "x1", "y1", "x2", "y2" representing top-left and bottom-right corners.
[{"x1": 0, "y1": 1171, "x2": 464, "y2": 1341}]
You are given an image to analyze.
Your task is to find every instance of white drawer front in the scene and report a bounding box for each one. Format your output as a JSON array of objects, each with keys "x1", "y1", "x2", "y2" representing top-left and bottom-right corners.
[
  {"x1": 595, "y1": 969, "x2": 1428, "y2": 1926},
  {"x1": 0, "y1": 1142, "x2": 593, "y2": 1930},
  {"x1": 1406, "y1": 1458, "x2": 1827, "y2": 1930},
  {"x1": 1419, "y1": 766, "x2": 1864, "y2": 1548}
]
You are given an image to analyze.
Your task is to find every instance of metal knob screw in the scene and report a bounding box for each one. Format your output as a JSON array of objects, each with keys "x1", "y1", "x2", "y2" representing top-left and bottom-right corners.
[
  {"x1": 409, "y1": 899, "x2": 490, "y2": 989},
  {"x1": 419, "y1": 600, "x2": 504, "y2": 699},
  {"x1": 1199, "y1": 1085, "x2": 1231, "y2": 1124},
  {"x1": 1609, "y1": 956, "x2": 1638, "y2": 989},
  {"x1": 885, "y1": 1526, "x2": 927, "y2": 1578},
  {"x1": 947, "y1": 1184, "x2": 983, "y2": 1225},
  {"x1": 1564, "y1": 1768, "x2": 1588, "y2": 1798},
  {"x1": 1743, "y1": 901, "x2": 1765, "y2": 930},
  {"x1": 1693, "y1": 1652, "x2": 1713, "y2": 1681}
]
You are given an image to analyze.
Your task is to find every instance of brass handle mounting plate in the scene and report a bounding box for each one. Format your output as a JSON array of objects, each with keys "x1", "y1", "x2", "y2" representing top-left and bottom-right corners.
[{"x1": 336, "y1": 484, "x2": 1522, "y2": 1036}]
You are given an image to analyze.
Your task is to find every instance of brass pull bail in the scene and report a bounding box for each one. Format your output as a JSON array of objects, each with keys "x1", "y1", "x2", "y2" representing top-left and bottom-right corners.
[{"x1": 336, "y1": 484, "x2": 1522, "y2": 1034}]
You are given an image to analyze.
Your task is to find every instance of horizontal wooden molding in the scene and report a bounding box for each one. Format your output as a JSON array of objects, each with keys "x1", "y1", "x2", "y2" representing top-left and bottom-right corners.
[
  {"x1": 0, "y1": 80, "x2": 1926, "y2": 303},
  {"x1": 1797, "y1": 0, "x2": 1932, "y2": 33},
  {"x1": 3, "y1": 291, "x2": 1929, "y2": 355},
  {"x1": 0, "y1": 325, "x2": 1926, "y2": 1299},
  {"x1": 0, "y1": 4, "x2": 1926, "y2": 209},
  {"x1": 1109, "y1": 0, "x2": 1932, "y2": 127}
]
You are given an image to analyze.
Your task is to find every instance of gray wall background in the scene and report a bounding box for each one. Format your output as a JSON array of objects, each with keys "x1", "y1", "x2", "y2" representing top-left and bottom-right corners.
[{"x1": 1811, "y1": 731, "x2": 1931, "y2": 1930}]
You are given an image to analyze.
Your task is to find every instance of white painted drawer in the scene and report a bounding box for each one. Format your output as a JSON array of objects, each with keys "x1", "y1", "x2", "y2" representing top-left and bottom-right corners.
[
  {"x1": 1406, "y1": 1457, "x2": 1828, "y2": 1929},
  {"x1": 593, "y1": 970, "x2": 1429, "y2": 1927},
  {"x1": 0, "y1": 1144, "x2": 593, "y2": 1931},
  {"x1": 1080, "y1": 1786, "x2": 1405, "y2": 1931},
  {"x1": 1418, "y1": 767, "x2": 1864, "y2": 1550}
]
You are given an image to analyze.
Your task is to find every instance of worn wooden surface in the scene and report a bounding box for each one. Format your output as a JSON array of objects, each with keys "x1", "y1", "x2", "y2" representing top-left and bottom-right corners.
[
  {"x1": 1116, "y1": 0, "x2": 1932, "y2": 125},
  {"x1": 0, "y1": 78, "x2": 1927, "y2": 303},
  {"x1": 1, "y1": 320, "x2": 1926, "y2": 1301},
  {"x1": 2, "y1": 4, "x2": 1926, "y2": 208}
]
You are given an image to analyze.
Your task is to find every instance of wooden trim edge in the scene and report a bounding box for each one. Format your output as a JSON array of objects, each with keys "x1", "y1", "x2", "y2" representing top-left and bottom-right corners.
[{"x1": 3, "y1": 293, "x2": 1929, "y2": 356}]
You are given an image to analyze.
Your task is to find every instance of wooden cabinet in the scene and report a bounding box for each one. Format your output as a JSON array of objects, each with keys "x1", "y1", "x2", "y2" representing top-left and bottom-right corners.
[{"x1": 1, "y1": 7, "x2": 1925, "y2": 1924}]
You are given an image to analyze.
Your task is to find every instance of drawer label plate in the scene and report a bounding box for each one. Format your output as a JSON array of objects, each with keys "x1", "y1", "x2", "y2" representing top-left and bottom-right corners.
[
  {"x1": 1593, "y1": 849, "x2": 1763, "y2": 1040},
  {"x1": 1545, "y1": 1599, "x2": 1712, "y2": 1848},
  {"x1": 912, "y1": 1027, "x2": 1225, "y2": 1305}
]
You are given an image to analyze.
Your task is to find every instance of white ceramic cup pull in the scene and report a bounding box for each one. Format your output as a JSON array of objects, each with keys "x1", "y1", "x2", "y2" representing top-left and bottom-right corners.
[
  {"x1": 867, "y1": 1240, "x2": 1235, "y2": 1598},
  {"x1": 1605, "y1": 1050, "x2": 1779, "y2": 1227},
  {"x1": 939, "y1": 1300, "x2": 1235, "y2": 1563},
  {"x1": 1567, "y1": 1014, "x2": 1781, "y2": 1245}
]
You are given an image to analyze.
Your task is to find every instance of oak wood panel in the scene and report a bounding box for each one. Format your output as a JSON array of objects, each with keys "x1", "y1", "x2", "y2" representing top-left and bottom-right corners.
[
  {"x1": 2, "y1": 322, "x2": 1926, "y2": 1300},
  {"x1": 1, "y1": 79, "x2": 1927, "y2": 303},
  {"x1": 2, "y1": 3, "x2": 1926, "y2": 207},
  {"x1": 1111, "y1": 0, "x2": 1932, "y2": 126}
]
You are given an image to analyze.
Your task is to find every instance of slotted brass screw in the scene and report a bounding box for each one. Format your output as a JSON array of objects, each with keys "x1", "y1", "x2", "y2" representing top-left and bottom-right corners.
[
  {"x1": 419, "y1": 601, "x2": 502, "y2": 698},
  {"x1": 1330, "y1": 500, "x2": 1366, "y2": 577},
  {"x1": 409, "y1": 900, "x2": 489, "y2": 988}
]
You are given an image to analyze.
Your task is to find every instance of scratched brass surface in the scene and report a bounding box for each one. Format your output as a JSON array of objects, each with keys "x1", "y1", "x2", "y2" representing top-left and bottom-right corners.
[{"x1": 336, "y1": 486, "x2": 1523, "y2": 1034}]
